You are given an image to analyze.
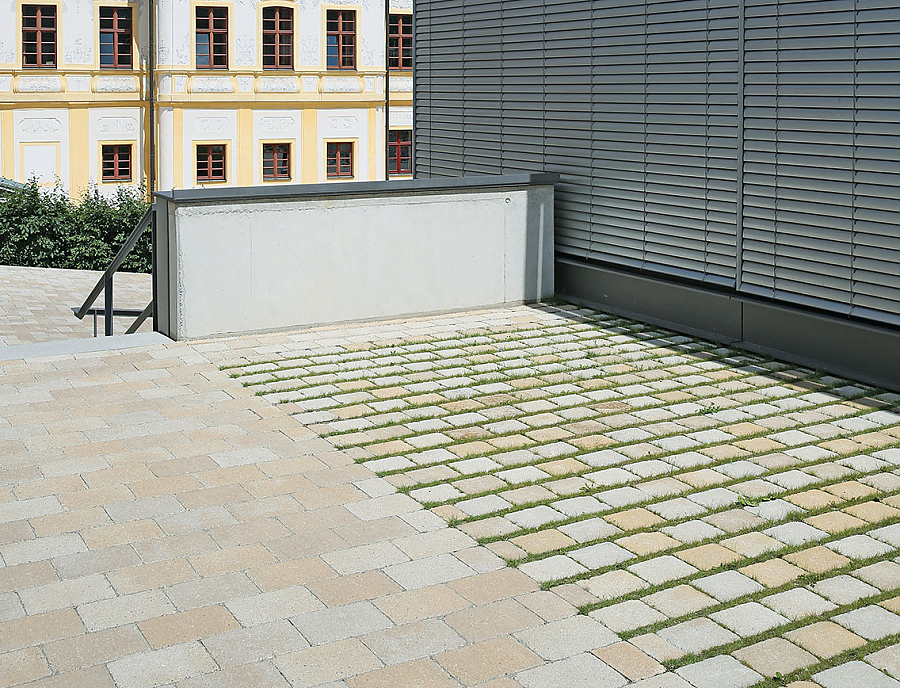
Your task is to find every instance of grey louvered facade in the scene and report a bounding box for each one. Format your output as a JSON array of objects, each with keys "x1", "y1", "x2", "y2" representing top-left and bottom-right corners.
[{"x1": 413, "y1": 0, "x2": 900, "y2": 389}]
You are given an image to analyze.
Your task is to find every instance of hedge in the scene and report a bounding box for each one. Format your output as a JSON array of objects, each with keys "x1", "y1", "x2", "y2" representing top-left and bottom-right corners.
[{"x1": 0, "y1": 180, "x2": 151, "y2": 273}]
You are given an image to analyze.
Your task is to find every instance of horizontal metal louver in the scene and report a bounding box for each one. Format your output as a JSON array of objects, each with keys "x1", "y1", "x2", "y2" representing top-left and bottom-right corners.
[{"x1": 414, "y1": 0, "x2": 900, "y2": 328}]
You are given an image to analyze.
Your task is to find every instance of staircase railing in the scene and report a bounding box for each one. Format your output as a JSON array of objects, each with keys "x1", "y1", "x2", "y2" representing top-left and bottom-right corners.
[{"x1": 74, "y1": 205, "x2": 154, "y2": 337}]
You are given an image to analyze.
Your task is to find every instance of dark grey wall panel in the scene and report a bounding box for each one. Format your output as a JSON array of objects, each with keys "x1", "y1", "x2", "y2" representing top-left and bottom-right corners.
[{"x1": 414, "y1": 0, "x2": 900, "y2": 332}]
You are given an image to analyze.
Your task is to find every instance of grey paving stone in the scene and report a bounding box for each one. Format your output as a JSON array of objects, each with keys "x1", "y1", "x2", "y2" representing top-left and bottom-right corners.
[
  {"x1": 597, "y1": 487, "x2": 646, "y2": 508},
  {"x1": 871, "y1": 523, "x2": 900, "y2": 548},
  {"x1": 716, "y1": 461, "x2": 767, "y2": 479},
  {"x1": 745, "y1": 498, "x2": 804, "y2": 521},
  {"x1": 687, "y1": 488, "x2": 740, "y2": 510},
  {"x1": 867, "y1": 643, "x2": 900, "y2": 680},
  {"x1": 693, "y1": 571, "x2": 764, "y2": 602},
  {"x1": 648, "y1": 498, "x2": 707, "y2": 521},
  {"x1": 383, "y1": 553, "x2": 475, "y2": 590},
  {"x1": 569, "y1": 542, "x2": 636, "y2": 569},
  {"x1": 580, "y1": 450, "x2": 630, "y2": 468},
  {"x1": 814, "y1": 661, "x2": 900, "y2": 688},
  {"x1": 497, "y1": 466, "x2": 550, "y2": 485},
  {"x1": 763, "y1": 522, "x2": 829, "y2": 546},
  {"x1": 675, "y1": 655, "x2": 762, "y2": 688},
  {"x1": 515, "y1": 615, "x2": 619, "y2": 660},
  {"x1": 552, "y1": 496, "x2": 608, "y2": 518},
  {"x1": 506, "y1": 505, "x2": 565, "y2": 529},
  {"x1": 456, "y1": 494, "x2": 511, "y2": 517},
  {"x1": 833, "y1": 605, "x2": 900, "y2": 641},
  {"x1": 812, "y1": 574, "x2": 881, "y2": 605},
  {"x1": 657, "y1": 618, "x2": 739, "y2": 654},
  {"x1": 759, "y1": 588, "x2": 837, "y2": 621},
  {"x1": 558, "y1": 518, "x2": 623, "y2": 544},
  {"x1": 628, "y1": 556, "x2": 698, "y2": 586},
  {"x1": 519, "y1": 555, "x2": 588, "y2": 584},
  {"x1": 710, "y1": 601, "x2": 789, "y2": 637},
  {"x1": 516, "y1": 652, "x2": 627, "y2": 688},
  {"x1": 827, "y1": 534, "x2": 894, "y2": 560},
  {"x1": 290, "y1": 601, "x2": 394, "y2": 645},
  {"x1": 590, "y1": 599, "x2": 667, "y2": 633},
  {"x1": 662, "y1": 520, "x2": 724, "y2": 544}
]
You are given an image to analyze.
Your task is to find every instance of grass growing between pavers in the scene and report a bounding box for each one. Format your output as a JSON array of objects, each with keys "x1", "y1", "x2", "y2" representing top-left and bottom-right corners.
[{"x1": 224, "y1": 303, "x2": 900, "y2": 684}]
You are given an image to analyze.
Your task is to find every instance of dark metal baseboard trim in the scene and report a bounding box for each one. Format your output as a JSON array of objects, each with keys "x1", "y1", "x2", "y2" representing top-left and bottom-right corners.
[{"x1": 556, "y1": 258, "x2": 900, "y2": 392}]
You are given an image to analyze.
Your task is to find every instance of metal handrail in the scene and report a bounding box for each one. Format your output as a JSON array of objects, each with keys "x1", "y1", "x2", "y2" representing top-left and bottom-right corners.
[{"x1": 74, "y1": 205, "x2": 154, "y2": 336}]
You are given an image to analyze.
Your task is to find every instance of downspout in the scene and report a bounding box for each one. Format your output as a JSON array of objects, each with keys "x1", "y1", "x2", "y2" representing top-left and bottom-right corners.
[
  {"x1": 384, "y1": 0, "x2": 390, "y2": 180},
  {"x1": 148, "y1": 0, "x2": 156, "y2": 193}
]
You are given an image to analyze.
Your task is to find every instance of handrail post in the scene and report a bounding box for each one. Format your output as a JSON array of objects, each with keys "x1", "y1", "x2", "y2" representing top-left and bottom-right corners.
[{"x1": 104, "y1": 274, "x2": 114, "y2": 336}]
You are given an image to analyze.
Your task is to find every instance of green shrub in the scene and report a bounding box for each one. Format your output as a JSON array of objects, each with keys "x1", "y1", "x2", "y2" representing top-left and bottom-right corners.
[{"x1": 0, "y1": 180, "x2": 151, "y2": 273}]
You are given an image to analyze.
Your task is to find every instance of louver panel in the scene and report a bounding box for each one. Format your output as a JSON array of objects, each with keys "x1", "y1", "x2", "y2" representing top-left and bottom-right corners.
[
  {"x1": 590, "y1": 0, "x2": 647, "y2": 267},
  {"x1": 414, "y1": 0, "x2": 900, "y2": 327}
]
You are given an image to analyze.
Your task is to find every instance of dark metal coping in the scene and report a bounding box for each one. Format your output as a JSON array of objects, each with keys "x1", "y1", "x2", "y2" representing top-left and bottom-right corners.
[{"x1": 153, "y1": 173, "x2": 559, "y2": 204}]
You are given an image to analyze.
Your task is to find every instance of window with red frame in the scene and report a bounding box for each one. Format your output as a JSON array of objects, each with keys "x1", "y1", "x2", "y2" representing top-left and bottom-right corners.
[
  {"x1": 388, "y1": 130, "x2": 412, "y2": 175},
  {"x1": 326, "y1": 10, "x2": 355, "y2": 70},
  {"x1": 197, "y1": 144, "x2": 226, "y2": 181},
  {"x1": 262, "y1": 143, "x2": 291, "y2": 180},
  {"x1": 99, "y1": 7, "x2": 132, "y2": 69},
  {"x1": 196, "y1": 7, "x2": 228, "y2": 69},
  {"x1": 22, "y1": 5, "x2": 57, "y2": 69},
  {"x1": 388, "y1": 14, "x2": 412, "y2": 70},
  {"x1": 262, "y1": 6, "x2": 293, "y2": 70},
  {"x1": 101, "y1": 145, "x2": 132, "y2": 182},
  {"x1": 326, "y1": 142, "x2": 353, "y2": 178}
]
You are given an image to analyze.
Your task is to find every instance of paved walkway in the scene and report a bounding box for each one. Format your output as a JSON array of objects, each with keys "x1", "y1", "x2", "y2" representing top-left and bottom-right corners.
[
  {"x1": 0, "y1": 266, "x2": 152, "y2": 347},
  {"x1": 1, "y1": 305, "x2": 899, "y2": 687}
]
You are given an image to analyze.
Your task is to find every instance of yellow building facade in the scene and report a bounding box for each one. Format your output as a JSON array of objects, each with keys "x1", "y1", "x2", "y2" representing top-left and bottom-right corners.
[{"x1": 0, "y1": 0, "x2": 413, "y2": 197}]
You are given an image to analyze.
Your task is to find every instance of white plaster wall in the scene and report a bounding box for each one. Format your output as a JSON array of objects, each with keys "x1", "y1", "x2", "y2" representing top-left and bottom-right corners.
[
  {"x1": 88, "y1": 107, "x2": 144, "y2": 195},
  {"x1": 168, "y1": 186, "x2": 555, "y2": 339},
  {"x1": 389, "y1": 105, "x2": 412, "y2": 129},
  {"x1": 253, "y1": 110, "x2": 302, "y2": 185},
  {"x1": 0, "y1": 3, "x2": 16, "y2": 67},
  {"x1": 317, "y1": 108, "x2": 369, "y2": 181},
  {"x1": 158, "y1": 107, "x2": 175, "y2": 191},
  {"x1": 15, "y1": 109, "x2": 70, "y2": 190},
  {"x1": 182, "y1": 109, "x2": 238, "y2": 188}
]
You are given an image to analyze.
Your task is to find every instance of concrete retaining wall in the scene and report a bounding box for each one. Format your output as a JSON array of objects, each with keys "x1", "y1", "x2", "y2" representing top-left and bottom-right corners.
[{"x1": 154, "y1": 175, "x2": 556, "y2": 339}]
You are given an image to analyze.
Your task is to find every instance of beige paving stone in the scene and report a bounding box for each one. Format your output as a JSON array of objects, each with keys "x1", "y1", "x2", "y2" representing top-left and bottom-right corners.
[
  {"x1": 0, "y1": 647, "x2": 51, "y2": 686},
  {"x1": 511, "y1": 529, "x2": 577, "y2": 555},
  {"x1": 732, "y1": 638, "x2": 818, "y2": 678},
  {"x1": 845, "y1": 501, "x2": 900, "y2": 523},
  {"x1": 804, "y1": 511, "x2": 868, "y2": 534},
  {"x1": 106, "y1": 558, "x2": 198, "y2": 595},
  {"x1": 785, "y1": 620, "x2": 867, "y2": 659},
  {"x1": 224, "y1": 584, "x2": 323, "y2": 626},
  {"x1": 721, "y1": 532, "x2": 785, "y2": 558},
  {"x1": 23, "y1": 665, "x2": 117, "y2": 688},
  {"x1": 739, "y1": 559, "x2": 806, "y2": 587},
  {"x1": 0, "y1": 608, "x2": 85, "y2": 653},
  {"x1": 346, "y1": 658, "x2": 460, "y2": 688},
  {"x1": 784, "y1": 545, "x2": 851, "y2": 573},
  {"x1": 618, "y1": 532, "x2": 681, "y2": 556},
  {"x1": 308, "y1": 570, "x2": 402, "y2": 606},
  {"x1": 785, "y1": 489, "x2": 844, "y2": 510},
  {"x1": 42, "y1": 625, "x2": 149, "y2": 673},
  {"x1": 825, "y1": 480, "x2": 878, "y2": 500},
  {"x1": 449, "y1": 567, "x2": 539, "y2": 605},
  {"x1": 138, "y1": 605, "x2": 241, "y2": 648},
  {"x1": 675, "y1": 543, "x2": 743, "y2": 571},
  {"x1": 444, "y1": 598, "x2": 543, "y2": 642},
  {"x1": 246, "y1": 556, "x2": 338, "y2": 591},
  {"x1": 592, "y1": 641, "x2": 665, "y2": 682},
  {"x1": 435, "y1": 636, "x2": 542, "y2": 685},
  {"x1": 605, "y1": 508, "x2": 663, "y2": 531},
  {"x1": 189, "y1": 543, "x2": 276, "y2": 576},
  {"x1": 374, "y1": 584, "x2": 472, "y2": 624},
  {"x1": 629, "y1": 632, "x2": 685, "y2": 662},
  {"x1": 0, "y1": 562, "x2": 58, "y2": 593}
]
